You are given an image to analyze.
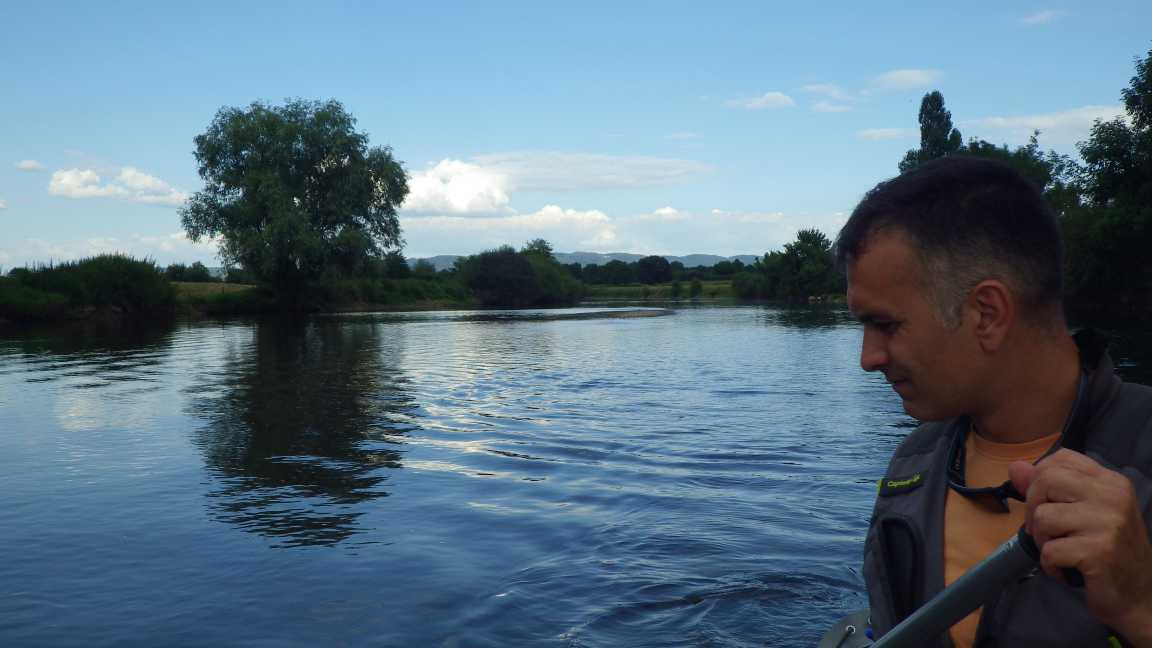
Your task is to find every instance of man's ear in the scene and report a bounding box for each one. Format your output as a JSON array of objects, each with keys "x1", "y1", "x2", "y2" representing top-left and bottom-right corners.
[{"x1": 968, "y1": 280, "x2": 1015, "y2": 352}]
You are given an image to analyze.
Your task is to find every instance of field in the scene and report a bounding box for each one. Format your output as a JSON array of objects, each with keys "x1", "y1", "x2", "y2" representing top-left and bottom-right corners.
[
  {"x1": 584, "y1": 280, "x2": 733, "y2": 300},
  {"x1": 173, "y1": 282, "x2": 256, "y2": 299}
]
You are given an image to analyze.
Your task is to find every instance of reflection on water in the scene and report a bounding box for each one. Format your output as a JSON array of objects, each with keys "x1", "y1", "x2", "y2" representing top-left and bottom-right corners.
[
  {"x1": 3, "y1": 306, "x2": 1146, "y2": 646},
  {"x1": 189, "y1": 319, "x2": 414, "y2": 546}
]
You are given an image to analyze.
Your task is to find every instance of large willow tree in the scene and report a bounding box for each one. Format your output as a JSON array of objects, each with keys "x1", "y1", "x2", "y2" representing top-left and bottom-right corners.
[{"x1": 180, "y1": 99, "x2": 409, "y2": 302}]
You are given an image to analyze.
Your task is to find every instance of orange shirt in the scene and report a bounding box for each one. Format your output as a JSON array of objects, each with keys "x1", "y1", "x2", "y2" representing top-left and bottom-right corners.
[{"x1": 944, "y1": 430, "x2": 1061, "y2": 648}]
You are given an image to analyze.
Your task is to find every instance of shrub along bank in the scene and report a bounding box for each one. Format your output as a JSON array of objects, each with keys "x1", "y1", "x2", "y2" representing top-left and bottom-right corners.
[{"x1": 0, "y1": 255, "x2": 175, "y2": 322}]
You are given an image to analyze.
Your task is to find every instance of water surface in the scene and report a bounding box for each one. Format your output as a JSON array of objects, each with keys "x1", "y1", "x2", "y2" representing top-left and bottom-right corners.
[{"x1": 2, "y1": 307, "x2": 1146, "y2": 646}]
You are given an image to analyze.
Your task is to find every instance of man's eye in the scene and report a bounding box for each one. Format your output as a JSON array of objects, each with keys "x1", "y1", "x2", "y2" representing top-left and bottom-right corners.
[{"x1": 872, "y1": 321, "x2": 899, "y2": 333}]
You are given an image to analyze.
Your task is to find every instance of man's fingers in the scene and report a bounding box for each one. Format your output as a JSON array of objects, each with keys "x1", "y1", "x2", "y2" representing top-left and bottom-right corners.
[
  {"x1": 1024, "y1": 467, "x2": 1088, "y2": 533},
  {"x1": 1009, "y1": 460, "x2": 1036, "y2": 499},
  {"x1": 1038, "y1": 448, "x2": 1107, "y2": 479},
  {"x1": 1032, "y1": 501, "x2": 1112, "y2": 546},
  {"x1": 1039, "y1": 535, "x2": 1097, "y2": 583}
]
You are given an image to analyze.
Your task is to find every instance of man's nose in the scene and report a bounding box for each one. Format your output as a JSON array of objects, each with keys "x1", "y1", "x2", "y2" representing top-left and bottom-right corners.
[{"x1": 860, "y1": 328, "x2": 888, "y2": 372}]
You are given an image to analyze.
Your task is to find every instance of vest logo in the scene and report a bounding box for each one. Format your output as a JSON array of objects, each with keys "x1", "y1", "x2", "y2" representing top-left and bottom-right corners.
[{"x1": 878, "y1": 471, "x2": 926, "y2": 496}]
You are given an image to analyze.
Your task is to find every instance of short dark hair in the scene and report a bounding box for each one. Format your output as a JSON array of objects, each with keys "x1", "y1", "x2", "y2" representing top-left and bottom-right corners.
[{"x1": 835, "y1": 156, "x2": 1064, "y2": 326}]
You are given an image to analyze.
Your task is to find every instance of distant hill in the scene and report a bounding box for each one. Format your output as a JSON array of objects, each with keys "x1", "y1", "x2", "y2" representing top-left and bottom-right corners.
[{"x1": 414, "y1": 252, "x2": 760, "y2": 272}]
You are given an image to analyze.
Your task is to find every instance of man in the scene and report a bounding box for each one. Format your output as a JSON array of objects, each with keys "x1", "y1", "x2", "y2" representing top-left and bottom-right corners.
[{"x1": 835, "y1": 156, "x2": 1152, "y2": 647}]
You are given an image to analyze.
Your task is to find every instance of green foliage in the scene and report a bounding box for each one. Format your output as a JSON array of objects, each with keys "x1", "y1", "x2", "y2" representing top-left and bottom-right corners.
[
  {"x1": 732, "y1": 229, "x2": 841, "y2": 302},
  {"x1": 224, "y1": 266, "x2": 258, "y2": 284},
  {"x1": 381, "y1": 251, "x2": 411, "y2": 279},
  {"x1": 457, "y1": 246, "x2": 540, "y2": 308},
  {"x1": 521, "y1": 238, "x2": 555, "y2": 260},
  {"x1": 457, "y1": 242, "x2": 584, "y2": 308},
  {"x1": 1, "y1": 254, "x2": 175, "y2": 320},
  {"x1": 635, "y1": 255, "x2": 673, "y2": 284},
  {"x1": 165, "y1": 261, "x2": 218, "y2": 282},
  {"x1": 411, "y1": 259, "x2": 438, "y2": 279},
  {"x1": 1061, "y1": 48, "x2": 1152, "y2": 312},
  {"x1": 180, "y1": 99, "x2": 409, "y2": 303},
  {"x1": 900, "y1": 91, "x2": 964, "y2": 173},
  {"x1": 313, "y1": 277, "x2": 467, "y2": 307},
  {"x1": 601, "y1": 260, "x2": 635, "y2": 285},
  {"x1": 1122, "y1": 47, "x2": 1152, "y2": 130},
  {"x1": 689, "y1": 278, "x2": 703, "y2": 298},
  {"x1": 0, "y1": 276, "x2": 69, "y2": 320}
]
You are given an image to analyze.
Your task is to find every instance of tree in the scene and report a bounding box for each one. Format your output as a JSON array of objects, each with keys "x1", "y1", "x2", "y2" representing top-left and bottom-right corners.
[
  {"x1": 779, "y1": 228, "x2": 838, "y2": 302},
  {"x1": 411, "y1": 259, "x2": 438, "y2": 279},
  {"x1": 1062, "y1": 47, "x2": 1152, "y2": 312},
  {"x1": 456, "y1": 244, "x2": 582, "y2": 308},
  {"x1": 180, "y1": 99, "x2": 409, "y2": 304},
  {"x1": 165, "y1": 261, "x2": 217, "y2": 282},
  {"x1": 382, "y1": 251, "x2": 411, "y2": 279},
  {"x1": 689, "y1": 278, "x2": 703, "y2": 298},
  {"x1": 900, "y1": 91, "x2": 964, "y2": 173},
  {"x1": 601, "y1": 259, "x2": 635, "y2": 285},
  {"x1": 521, "y1": 238, "x2": 555, "y2": 260},
  {"x1": 457, "y1": 246, "x2": 541, "y2": 308},
  {"x1": 563, "y1": 263, "x2": 583, "y2": 280},
  {"x1": 635, "y1": 255, "x2": 672, "y2": 284},
  {"x1": 731, "y1": 230, "x2": 839, "y2": 302},
  {"x1": 1122, "y1": 47, "x2": 1152, "y2": 131}
]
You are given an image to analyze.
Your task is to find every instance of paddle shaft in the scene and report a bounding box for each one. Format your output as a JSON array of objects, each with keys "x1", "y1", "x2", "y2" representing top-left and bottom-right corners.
[{"x1": 870, "y1": 528, "x2": 1040, "y2": 648}]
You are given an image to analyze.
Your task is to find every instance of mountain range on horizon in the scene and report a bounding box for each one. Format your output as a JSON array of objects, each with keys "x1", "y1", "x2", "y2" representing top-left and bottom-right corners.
[{"x1": 414, "y1": 252, "x2": 762, "y2": 272}]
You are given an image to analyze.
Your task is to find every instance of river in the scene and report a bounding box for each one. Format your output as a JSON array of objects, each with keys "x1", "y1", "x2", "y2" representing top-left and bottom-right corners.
[{"x1": 2, "y1": 306, "x2": 1149, "y2": 647}]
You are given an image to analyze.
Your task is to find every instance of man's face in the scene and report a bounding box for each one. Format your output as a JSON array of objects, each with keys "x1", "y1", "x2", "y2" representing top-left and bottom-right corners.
[{"x1": 846, "y1": 230, "x2": 985, "y2": 421}]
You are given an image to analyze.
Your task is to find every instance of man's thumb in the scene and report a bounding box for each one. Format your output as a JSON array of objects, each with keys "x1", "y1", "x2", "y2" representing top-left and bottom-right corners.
[{"x1": 1008, "y1": 460, "x2": 1035, "y2": 498}]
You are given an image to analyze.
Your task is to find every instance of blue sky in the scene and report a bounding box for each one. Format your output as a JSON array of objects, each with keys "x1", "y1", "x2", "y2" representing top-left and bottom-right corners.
[{"x1": 1, "y1": 1, "x2": 1149, "y2": 267}]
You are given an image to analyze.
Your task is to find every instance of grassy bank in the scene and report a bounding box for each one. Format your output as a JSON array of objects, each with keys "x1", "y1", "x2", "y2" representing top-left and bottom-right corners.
[
  {"x1": 584, "y1": 280, "x2": 734, "y2": 301},
  {"x1": 174, "y1": 277, "x2": 474, "y2": 317}
]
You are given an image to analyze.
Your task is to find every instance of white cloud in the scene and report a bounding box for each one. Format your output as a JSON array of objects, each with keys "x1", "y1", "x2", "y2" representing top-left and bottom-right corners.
[
  {"x1": 47, "y1": 167, "x2": 188, "y2": 206},
  {"x1": 856, "y1": 128, "x2": 917, "y2": 140},
  {"x1": 0, "y1": 199, "x2": 7, "y2": 209},
  {"x1": 802, "y1": 84, "x2": 853, "y2": 101},
  {"x1": 16, "y1": 159, "x2": 46, "y2": 172},
  {"x1": 473, "y1": 152, "x2": 713, "y2": 191},
  {"x1": 403, "y1": 159, "x2": 512, "y2": 215},
  {"x1": 633, "y1": 206, "x2": 688, "y2": 223},
  {"x1": 874, "y1": 69, "x2": 942, "y2": 89},
  {"x1": 1021, "y1": 9, "x2": 1068, "y2": 25},
  {"x1": 813, "y1": 101, "x2": 852, "y2": 113},
  {"x1": 963, "y1": 105, "x2": 1126, "y2": 146},
  {"x1": 665, "y1": 132, "x2": 701, "y2": 140},
  {"x1": 402, "y1": 205, "x2": 618, "y2": 254},
  {"x1": 49, "y1": 169, "x2": 126, "y2": 198},
  {"x1": 725, "y1": 92, "x2": 796, "y2": 110}
]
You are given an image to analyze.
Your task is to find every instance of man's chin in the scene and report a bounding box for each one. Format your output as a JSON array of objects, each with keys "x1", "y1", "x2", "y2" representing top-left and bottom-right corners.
[{"x1": 900, "y1": 398, "x2": 955, "y2": 422}]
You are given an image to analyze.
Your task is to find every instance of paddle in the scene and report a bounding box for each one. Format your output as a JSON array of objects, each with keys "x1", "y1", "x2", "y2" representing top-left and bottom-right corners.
[{"x1": 819, "y1": 527, "x2": 1044, "y2": 647}]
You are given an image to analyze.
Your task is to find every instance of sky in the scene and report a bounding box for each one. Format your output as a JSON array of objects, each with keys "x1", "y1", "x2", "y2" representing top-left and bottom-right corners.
[{"x1": 1, "y1": 1, "x2": 1150, "y2": 268}]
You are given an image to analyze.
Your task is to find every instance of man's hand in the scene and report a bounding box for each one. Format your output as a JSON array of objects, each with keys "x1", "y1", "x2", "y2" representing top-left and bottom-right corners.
[{"x1": 1010, "y1": 449, "x2": 1152, "y2": 646}]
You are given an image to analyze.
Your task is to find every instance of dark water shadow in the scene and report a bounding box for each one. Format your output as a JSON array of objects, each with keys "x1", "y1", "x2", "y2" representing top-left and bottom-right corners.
[
  {"x1": 756, "y1": 305, "x2": 855, "y2": 329},
  {"x1": 187, "y1": 317, "x2": 417, "y2": 546}
]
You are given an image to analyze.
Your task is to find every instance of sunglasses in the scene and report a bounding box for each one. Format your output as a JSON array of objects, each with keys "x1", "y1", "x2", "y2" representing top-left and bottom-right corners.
[
  {"x1": 947, "y1": 372, "x2": 1088, "y2": 513},
  {"x1": 946, "y1": 442, "x2": 1024, "y2": 514}
]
